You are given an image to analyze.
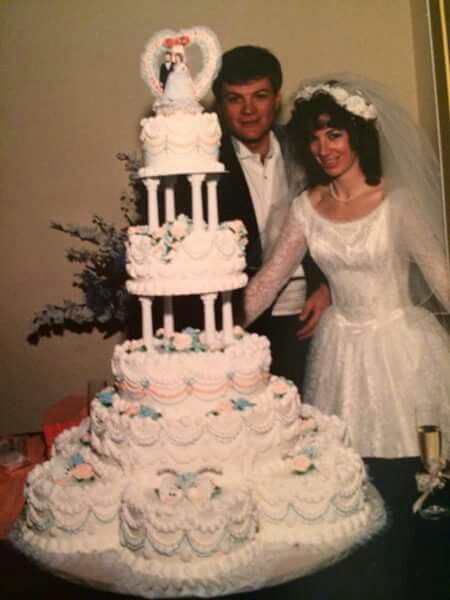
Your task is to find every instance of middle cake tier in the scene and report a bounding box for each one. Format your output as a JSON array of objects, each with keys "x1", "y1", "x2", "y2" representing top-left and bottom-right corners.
[{"x1": 126, "y1": 216, "x2": 248, "y2": 296}]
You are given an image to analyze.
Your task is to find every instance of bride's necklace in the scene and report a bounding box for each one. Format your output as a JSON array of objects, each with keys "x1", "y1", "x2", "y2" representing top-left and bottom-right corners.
[{"x1": 328, "y1": 182, "x2": 367, "y2": 205}]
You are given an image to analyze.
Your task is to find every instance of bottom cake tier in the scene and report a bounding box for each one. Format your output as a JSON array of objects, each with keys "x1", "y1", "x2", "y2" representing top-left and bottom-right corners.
[{"x1": 11, "y1": 403, "x2": 386, "y2": 597}]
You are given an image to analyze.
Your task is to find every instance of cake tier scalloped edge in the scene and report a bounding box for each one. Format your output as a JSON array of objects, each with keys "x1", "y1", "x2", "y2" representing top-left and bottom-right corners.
[
  {"x1": 126, "y1": 272, "x2": 247, "y2": 296},
  {"x1": 112, "y1": 332, "x2": 270, "y2": 404},
  {"x1": 11, "y1": 484, "x2": 385, "y2": 598},
  {"x1": 139, "y1": 111, "x2": 224, "y2": 177},
  {"x1": 71, "y1": 376, "x2": 303, "y2": 473},
  {"x1": 125, "y1": 219, "x2": 248, "y2": 297}
]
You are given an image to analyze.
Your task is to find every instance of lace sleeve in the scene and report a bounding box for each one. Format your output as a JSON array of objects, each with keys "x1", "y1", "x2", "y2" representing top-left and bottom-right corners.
[
  {"x1": 399, "y1": 195, "x2": 450, "y2": 312},
  {"x1": 244, "y1": 212, "x2": 307, "y2": 326}
]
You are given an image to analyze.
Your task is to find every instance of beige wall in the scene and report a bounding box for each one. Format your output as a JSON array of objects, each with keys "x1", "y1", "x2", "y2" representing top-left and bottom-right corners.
[{"x1": 0, "y1": 0, "x2": 436, "y2": 433}]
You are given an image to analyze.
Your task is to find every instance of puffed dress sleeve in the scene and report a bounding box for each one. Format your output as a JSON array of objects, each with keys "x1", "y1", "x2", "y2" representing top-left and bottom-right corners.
[{"x1": 244, "y1": 193, "x2": 309, "y2": 326}]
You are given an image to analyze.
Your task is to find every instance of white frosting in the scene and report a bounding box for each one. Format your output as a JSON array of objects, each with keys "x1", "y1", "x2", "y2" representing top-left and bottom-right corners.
[
  {"x1": 120, "y1": 476, "x2": 258, "y2": 561},
  {"x1": 14, "y1": 25, "x2": 385, "y2": 594},
  {"x1": 87, "y1": 376, "x2": 300, "y2": 473},
  {"x1": 126, "y1": 221, "x2": 247, "y2": 296},
  {"x1": 112, "y1": 333, "x2": 271, "y2": 404},
  {"x1": 139, "y1": 112, "x2": 224, "y2": 176}
]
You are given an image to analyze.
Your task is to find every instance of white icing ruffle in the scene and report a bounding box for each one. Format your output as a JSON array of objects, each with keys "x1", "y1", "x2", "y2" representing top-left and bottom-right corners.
[
  {"x1": 126, "y1": 224, "x2": 247, "y2": 296},
  {"x1": 112, "y1": 333, "x2": 271, "y2": 405},
  {"x1": 139, "y1": 112, "x2": 224, "y2": 177}
]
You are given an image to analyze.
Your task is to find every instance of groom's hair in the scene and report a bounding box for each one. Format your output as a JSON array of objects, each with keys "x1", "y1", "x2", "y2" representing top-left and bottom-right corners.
[{"x1": 212, "y1": 45, "x2": 282, "y2": 99}]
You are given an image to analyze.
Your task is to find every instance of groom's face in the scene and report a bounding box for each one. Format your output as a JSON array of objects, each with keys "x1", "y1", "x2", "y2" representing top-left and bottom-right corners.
[{"x1": 219, "y1": 77, "x2": 280, "y2": 150}]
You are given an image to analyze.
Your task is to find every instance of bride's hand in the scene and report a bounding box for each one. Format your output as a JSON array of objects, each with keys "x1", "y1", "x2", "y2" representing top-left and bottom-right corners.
[{"x1": 296, "y1": 284, "x2": 331, "y2": 339}]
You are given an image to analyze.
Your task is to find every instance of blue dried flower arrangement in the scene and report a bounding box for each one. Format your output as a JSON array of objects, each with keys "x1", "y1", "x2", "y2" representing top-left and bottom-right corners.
[{"x1": 28, "y1": 154, "x2": 145, "y2": 343}]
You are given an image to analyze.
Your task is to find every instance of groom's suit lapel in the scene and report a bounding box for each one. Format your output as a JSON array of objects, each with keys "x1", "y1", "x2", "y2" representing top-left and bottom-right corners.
[{"x1": 218, "y1": 134, "x2": 263, "y2": 275}]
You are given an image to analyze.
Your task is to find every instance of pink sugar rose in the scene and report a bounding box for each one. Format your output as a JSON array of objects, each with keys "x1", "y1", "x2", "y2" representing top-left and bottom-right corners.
[
  {"x1": 153, "y1": 240, "x2": 166, "y2": 258},
  {"x1": 171, "y1": 221, "x2": 188, "y2": 239},
  {"x1": 117, "y1": 399, "x2": 128, "y2": 414},
  {"x1": 126, "y1": 402, "x2": 141, "y2": 417},
  {"x1": 227, "y1": 220, "x2": 243, "y2": 234},
  {"x1": 209, "y1": 339, "x2": 224, "y2": 351},
  {"x1": 300, "y1": 417, "x2": 317, "y2": 433},
  {"x1": 271, "y1": 380, "x2": 290, "y2": 397},
  {"x1": 72, "y1": 463, "x2": 95, "y2": 481},
  {"x1": 152, "y1": 226, "x2": 166, "y2": 240},
  {"x1": 218, "y1": 399, "x2": 234, "y2": 413},
  {"x1": 80, "y1": 432, "x2": 92, "y2": 444},
  {"x1": 128, "y1": 339, "x2": 144, "y2": 351},
  {"x1": 290, "y1": 455, "x2": 312, "y2": 473},
  {"x1": 173, "y1": 332, "x2": 192, "y2": 351},
  {"x1": 233, "y1": 325, "x2": 244, "y2": 339}
]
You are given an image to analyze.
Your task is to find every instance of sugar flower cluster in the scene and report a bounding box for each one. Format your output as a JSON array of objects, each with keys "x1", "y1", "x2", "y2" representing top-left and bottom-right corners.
[
  {"x1": 148, "y1": 214, "x2": 192, "y2": 262},
  {"x1": 295, "y1": 83, "x2": 377, "y2": 121},
  {"x1": 67, "y1": 452, "x2": 96, "y2": 482},
  {"x1": 224, "y1": 220, "x2": 248, "y2": 252}
]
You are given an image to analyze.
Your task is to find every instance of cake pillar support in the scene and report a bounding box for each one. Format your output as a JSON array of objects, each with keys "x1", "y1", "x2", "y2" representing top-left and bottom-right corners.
[
  {"x1": 164, "y1": 176, "x2": 177, "y2": 222},
  {"x1": 164, "y1": 296, "x2": 174, "y2": 335},
  {"x1": 143, "y1": 177, "x2": 160, "y2": 230},
  {"x1": 188, "y1": 174, "x2": 206, "y2": 231},
  {"x1": 206, "y1": 177, "x2": 219, "y2": 230},
  {"x1": 201, "y1": 293, "x2": 218, "y2": 345},
  {"x1": 140, "y1": 297, "x2": 154, "y2": 348},
  {"x1": 222, "y1": 291, "x2": 234, "y2": 345}
]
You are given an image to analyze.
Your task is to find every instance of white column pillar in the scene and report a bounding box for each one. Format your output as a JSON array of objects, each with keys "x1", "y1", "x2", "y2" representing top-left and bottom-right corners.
[
  {"x1": 139, "y1": 297, "x2": 153, "y2": 348},
  {"x1": 164, "y1": 176, "x2": 177, "y2": 222},
  {"x1": 143, "y1": 177, "x2": 160, "y2": 230},
  {"x1": 201, "y1": 293, "x2": 218, "y2": 345},
  {"x1": 188, "y1": 174, "x2": 206, "y2": 231},
  {"x1": 222, "y1": 291, "x2": 234, "y2": 345},
  {"x1": 163, "y1": 296, "x2": 174, "y2": 335},
  {"x1": 206, "y1": 177, "x2": 219, "y2": 231}
]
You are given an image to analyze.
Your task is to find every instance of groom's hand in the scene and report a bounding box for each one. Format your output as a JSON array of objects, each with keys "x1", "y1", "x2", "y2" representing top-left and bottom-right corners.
[{"x1": 296, "y1": 284, "x2": 331, "y2": 339}]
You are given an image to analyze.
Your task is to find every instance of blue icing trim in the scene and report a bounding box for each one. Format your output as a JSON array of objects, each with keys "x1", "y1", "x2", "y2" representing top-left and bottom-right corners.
[
  {"x1": 139, "y1": 406, "x2": 162, "y2": 420},
  {"x1": 68, "y1": 452, "x2": 85, "y2": 468},
  {"x1": 96, "y1": 388, "x2": 114, "y2": 406},
  {"x1": 176, "y1": 472, "x2": 196, "y2": 489},
  {"x1": 303, "y1": 447, "x2": 317, "y2": 459},
  {"x1": 232, "y1": 398, "x2": 255, "y2": 411}
]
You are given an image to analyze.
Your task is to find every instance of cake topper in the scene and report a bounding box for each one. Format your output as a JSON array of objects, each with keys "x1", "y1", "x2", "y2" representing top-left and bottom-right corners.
[{"x1": 141, "y1": 26, "x2": 222, "y2": 102}]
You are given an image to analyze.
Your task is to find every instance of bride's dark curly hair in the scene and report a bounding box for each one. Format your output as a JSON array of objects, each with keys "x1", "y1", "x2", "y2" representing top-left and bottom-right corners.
[{"x1": 286, "y1": 89, "x2": 382, "y2": 187}]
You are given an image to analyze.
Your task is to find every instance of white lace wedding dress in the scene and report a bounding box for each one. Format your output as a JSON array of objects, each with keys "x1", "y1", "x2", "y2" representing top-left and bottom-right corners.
[{"x1": 245, "y1": 190, "x2": 450, "y2": 457}]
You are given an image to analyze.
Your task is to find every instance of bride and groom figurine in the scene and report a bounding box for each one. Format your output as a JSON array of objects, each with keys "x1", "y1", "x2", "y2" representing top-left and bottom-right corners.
[{"x1": 158, "y1": 42, "x2": 195, "y2": 104}]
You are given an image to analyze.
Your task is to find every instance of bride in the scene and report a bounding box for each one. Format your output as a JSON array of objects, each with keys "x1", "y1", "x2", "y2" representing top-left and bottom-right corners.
[{"x1": 243, "y1": 77, "x2": 450, "y2": 458}]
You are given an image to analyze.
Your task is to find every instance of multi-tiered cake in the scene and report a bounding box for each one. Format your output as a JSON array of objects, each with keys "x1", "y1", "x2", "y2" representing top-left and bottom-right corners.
[{"x1": 12, "y1": 27, "x2": 385, "y2": 598}]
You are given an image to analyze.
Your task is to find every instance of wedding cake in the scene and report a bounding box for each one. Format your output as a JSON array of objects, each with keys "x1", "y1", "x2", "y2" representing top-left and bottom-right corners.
[{"x1": 12, "y1": 27, "x2": 385, "y2": 597}]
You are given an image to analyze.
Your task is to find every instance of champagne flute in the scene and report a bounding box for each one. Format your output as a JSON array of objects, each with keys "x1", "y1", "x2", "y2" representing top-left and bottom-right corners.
[{"x1": 415, "y1": 404, "x2": 448, "y2": 520}]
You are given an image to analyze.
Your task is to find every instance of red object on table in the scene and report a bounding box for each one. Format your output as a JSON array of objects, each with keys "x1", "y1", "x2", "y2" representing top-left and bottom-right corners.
[
  {"x1": 0, "y1": 434, "x2": 46, "y2": 539},
  {"x1": 0, "y1": 396, "x2": 89, "y2": 539},
  {"x1": 42, "y1": 395, "x2": 89, "y2": 456}
]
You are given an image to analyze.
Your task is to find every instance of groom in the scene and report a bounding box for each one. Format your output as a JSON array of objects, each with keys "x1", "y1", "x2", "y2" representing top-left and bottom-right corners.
[{"x1": 211, "y1": 45, "x2": 330, "y2": 392}]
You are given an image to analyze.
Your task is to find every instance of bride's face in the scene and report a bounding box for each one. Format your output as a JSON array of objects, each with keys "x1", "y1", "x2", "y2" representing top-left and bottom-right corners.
[{"x1": 309, "y1": 118, "x2": 358, "y2": 179}]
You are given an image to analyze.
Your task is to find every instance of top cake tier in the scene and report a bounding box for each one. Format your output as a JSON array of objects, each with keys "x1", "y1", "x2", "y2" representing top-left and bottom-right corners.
[
  {"x1": 139, "y1": 26, "x2": 225, "y2": 177},
  {"x1": 139, "y1": 112, "x2": 225, "y2": 177}
]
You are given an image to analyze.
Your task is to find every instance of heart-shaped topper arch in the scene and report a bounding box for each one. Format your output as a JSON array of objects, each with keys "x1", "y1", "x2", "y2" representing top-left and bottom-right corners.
[{"x1": 141, "y1": 26, "x2": 222, "y2": 101}]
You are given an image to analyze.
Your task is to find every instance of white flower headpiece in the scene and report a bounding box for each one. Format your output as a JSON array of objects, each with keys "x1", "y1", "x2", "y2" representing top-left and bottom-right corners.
[{"x1": 295, "y1": 83, "x2": 377, "y2": 121}]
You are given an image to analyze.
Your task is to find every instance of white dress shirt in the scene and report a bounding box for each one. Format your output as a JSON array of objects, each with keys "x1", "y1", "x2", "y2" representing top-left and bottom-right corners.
[{"x1": 232, "y1": 133, "x2": 306, "y2": 316}]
